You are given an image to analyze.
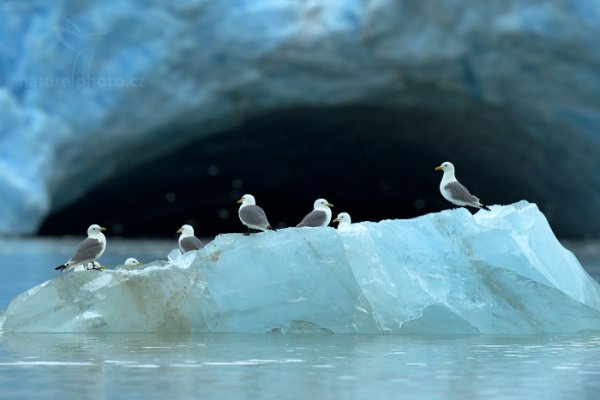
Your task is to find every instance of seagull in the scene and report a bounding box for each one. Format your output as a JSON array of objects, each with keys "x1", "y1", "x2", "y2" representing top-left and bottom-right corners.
[
  {"x1": 177, "y1": 224, "x2": 204, "y2": 254},
  {"x1": 237, "y1": 194, "x2": 274, "y2": 233},
  {"x1": 55, "y1": 224, "x2": 107, "y2": 271},
  {"x1": 124, "y1": 258, "x2": 143, "y2": 267},
  {"x1": 333, "y1": 212, "x2": 352, "y2": 229},
  {"x1": 297, "y1": 198, "x2": 334, "y2": 227},
  {"x1": 435, "y1": 161, "x2": 490, "y2": 211}
]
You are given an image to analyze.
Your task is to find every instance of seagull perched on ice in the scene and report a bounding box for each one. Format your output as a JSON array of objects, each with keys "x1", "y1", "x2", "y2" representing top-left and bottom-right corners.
[
  {"x1": 124, "y1": 258, "x2": 143, "y2": 267},
  {"x1": 176, "y1": 224, "x2": 204, "y2": 253},
  {"x1": 55, "y1": 224, "x2": 107, "y2": 271},
  {"x1": 237, "y1": 194, "x2": 274, "y2": 233},
  {"x1": 296, "y1": 198, "x2": 334, "y2": 227},
  {"x1": 435, "y1": 161, "x2": 490, "y2": 211},
  {"x1": 333, "y1": 212, "x2": 352, "y2": 229}
]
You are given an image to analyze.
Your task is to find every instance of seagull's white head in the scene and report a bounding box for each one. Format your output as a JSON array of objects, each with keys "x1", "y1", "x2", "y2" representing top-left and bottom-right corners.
[
  {"x1": 314, "y1": 198, "x2": 334, "y2": 210},
  {"x1": 176, "y1": 224, "x2": 195, "y2": 236},
  {"x1": 435, "y1": 161, "x2": 455, "y2": 173},
  {"x1": 237, "y1": 194, "x2": 256, "y2": 206},
  {"x1": 87, "y1": 224, "x2": 107, "y2": 236},
  {"x1": 124, "y1": 258, "x2": 143, "y2": 266},
  {"x1": 333, "y1": 212, "x2": 351, "y2": 226}
]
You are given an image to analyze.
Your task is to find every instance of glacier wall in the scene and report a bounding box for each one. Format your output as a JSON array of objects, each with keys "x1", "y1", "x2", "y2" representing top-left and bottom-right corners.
[
  {"x1": 2, "y1": 201, "x2": 600, "y2": 334},
  {"x1": 1, "y1": 1, "x2": 600, "y2": 236}
]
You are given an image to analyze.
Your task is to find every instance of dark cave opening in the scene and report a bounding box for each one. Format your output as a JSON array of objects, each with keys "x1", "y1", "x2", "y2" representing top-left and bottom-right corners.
[{"x1": 39, "y1": 103, "x2": 552, "y2": 238}]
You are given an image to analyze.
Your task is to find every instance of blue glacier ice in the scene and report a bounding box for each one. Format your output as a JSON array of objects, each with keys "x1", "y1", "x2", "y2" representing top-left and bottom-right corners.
[
  {"x1": 1, "y1": 1, "x2": 600, "y2": 235},
  {"x1": 2, "y1": 201, "x2": 600, "y2": 334}
]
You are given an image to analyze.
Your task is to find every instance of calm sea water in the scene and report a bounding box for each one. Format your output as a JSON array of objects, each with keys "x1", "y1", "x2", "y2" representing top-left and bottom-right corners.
[{"x1": 0, "y1": 238, "x2": 599, "y2": 400}]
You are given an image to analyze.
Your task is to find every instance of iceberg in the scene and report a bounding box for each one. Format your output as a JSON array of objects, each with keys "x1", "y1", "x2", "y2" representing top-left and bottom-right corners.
[
  {"x1": 2, "y1": 1, "x2": 600, "y2": 236},
  {"x1": 2, "y1": 201, "x2": 600, "y2": 334}
]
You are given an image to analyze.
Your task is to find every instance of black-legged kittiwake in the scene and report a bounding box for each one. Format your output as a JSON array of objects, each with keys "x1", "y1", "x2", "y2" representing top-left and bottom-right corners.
[
  {"x1": 55, "y1": 224, "x2": 107, "y2": 271},
  {"x1": 333, "y1": 212, "x2": 352, "y2": 229},
  {"x1": 435, "y1": 161, "x2": 490, "y2": 211},
  {"x1": 177, "y1": 224, "x2": 204, "y2": 253},
  {"x1": 124, "y1": 258, "x2": 143, "y2": 267},
  {"x1": 296, "y1": 198, "x2": 334, "y2": 227},
  {"x1": 237, "y1": 194, "x2": 273, "y2": 233}
]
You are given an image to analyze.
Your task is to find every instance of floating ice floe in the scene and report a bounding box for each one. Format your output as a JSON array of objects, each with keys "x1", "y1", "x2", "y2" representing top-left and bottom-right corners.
[{"x1": 2, "y1": 201, "x2": 600, "y2": 334}]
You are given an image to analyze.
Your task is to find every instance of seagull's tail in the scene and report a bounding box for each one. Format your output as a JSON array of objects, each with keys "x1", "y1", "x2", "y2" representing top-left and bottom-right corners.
[
  {"x1": 55, "y1": 264, "x2": 68, "y2": 271},
  {"x1": 480, "y1": 204, "x2": 491, "y2": 211}
]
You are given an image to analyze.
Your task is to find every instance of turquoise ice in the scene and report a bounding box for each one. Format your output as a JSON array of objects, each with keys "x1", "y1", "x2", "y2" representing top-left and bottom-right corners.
[
  {"x1": 1, "y1": 2, "x2": 600, "y2": 235},
  {"x1": 2, "y1": 201, "x2": 600, "y2": 334}
]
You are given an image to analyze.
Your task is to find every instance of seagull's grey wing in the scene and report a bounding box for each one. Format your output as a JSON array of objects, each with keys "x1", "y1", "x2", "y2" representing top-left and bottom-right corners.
[
  {"x1": 239, "y1": 205, "x2": 271, "y2": 228},
  {"x1": 444, "y1": 181, "x2": 480, "y2": 203},
  {"x1": 296, "y1": 210, "x2": 327, "y2": 227},
  {"x1": 180, "y1": 236, "x2": 203, "y2": 253},
  {"x1": 69, "y1": 237, "x2": 103, "y2": 263}
]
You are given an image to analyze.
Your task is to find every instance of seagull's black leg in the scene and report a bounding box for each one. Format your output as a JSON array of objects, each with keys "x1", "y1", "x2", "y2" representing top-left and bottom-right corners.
[{"x1": 91, "y1": 264, "x2": 103, "y2": 271}]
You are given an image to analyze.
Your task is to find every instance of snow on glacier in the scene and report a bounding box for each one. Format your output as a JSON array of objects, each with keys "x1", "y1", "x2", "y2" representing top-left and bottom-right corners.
[{"x1": 2, "y1": 201, "x2": 600, "y2": 334}]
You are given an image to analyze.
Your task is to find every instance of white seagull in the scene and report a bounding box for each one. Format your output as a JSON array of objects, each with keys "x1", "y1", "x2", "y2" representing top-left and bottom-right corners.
[
  {"x1": 297, "y1": 198, "x2": 334, "y2": 227},
  {"x1": 55, "y1": 224, "x2": 107, "y2": 271},
  {"x1": 177, "y1": 224, "x2": 204, "y2": 253},
  {"x1": 124, "y1": 258, "x2": 143, "y2": 267},
  {"x1": 435, "y1": 161, "x2": 490, "y2": 211},
  {"x1": 333, "y1": 212, "x2": 352, "y2": 229},
  {"x1": 237, "y1": 194, "x2": 273, "y2": 232}
]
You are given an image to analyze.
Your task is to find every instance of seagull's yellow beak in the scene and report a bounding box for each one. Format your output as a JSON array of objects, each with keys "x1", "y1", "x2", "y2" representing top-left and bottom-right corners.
[
  {"x1": 333, "y1": 217, "x2": 340, "y2": 223},
  {"x1": 176, "y1": 228, "x2": 183, "y2": 234},
  {"x1": 435, "y1": 165, "x2": 443, "y2": 171},
  {"x1": 237, "y1": 198, "x2": 243, "y2": 204},
  {"x1": 327, "y1": 203, "x2": 334, "y2": 208},
  {"x1": 100, "y1": 227, "x2": 107, "y2": 232}
]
